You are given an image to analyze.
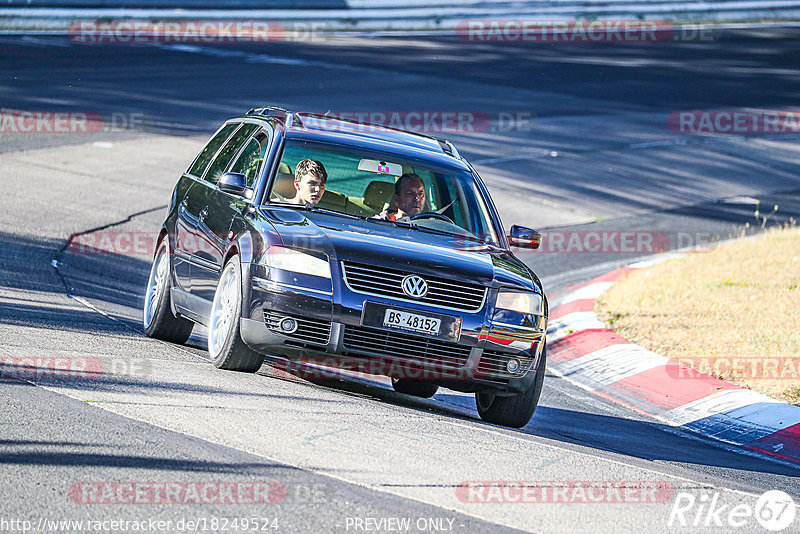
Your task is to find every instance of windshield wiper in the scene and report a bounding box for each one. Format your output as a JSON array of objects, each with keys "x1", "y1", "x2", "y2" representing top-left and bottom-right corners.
[
  {"x1": 306, "y1": 205, "x2": 362, "y2": 220},
  {"x1": 366, "y1": 217, "x2": 492, "y2": 245},
  {"x1": 411, "y1": 225, "x2": 497, "y2": 248},
  {"x1": 364, "y1": 217, "x2": 416, "y2": 230}
]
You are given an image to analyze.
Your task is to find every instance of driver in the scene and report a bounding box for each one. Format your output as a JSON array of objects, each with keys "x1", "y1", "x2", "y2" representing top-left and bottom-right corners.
[{"x1": 378, "y1": 173, "x2": 426, "y2": 222}]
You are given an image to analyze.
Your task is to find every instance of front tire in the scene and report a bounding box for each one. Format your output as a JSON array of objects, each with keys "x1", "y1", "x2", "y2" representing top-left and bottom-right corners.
[
  {"x1": 208, "y1": 255, "x2": 264, "y2": 373},
  {"x1": 391, "y1": 378, "x2": 439, "y2": 398},
  {"x1": 476, "y1": 347, "x2": 547, "y2": 428},
  {"x1": 143, "y1": 238, "x2": 194, "y2": 344}
]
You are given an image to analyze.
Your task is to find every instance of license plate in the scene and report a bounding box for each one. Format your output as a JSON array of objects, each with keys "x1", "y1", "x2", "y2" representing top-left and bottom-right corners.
[{"x1": 383, "y1": 309, "x2": 441, "y2": 336}]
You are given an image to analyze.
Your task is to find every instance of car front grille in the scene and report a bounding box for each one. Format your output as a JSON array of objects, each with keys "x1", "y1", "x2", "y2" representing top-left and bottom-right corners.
[
  {"x1": 478, "y1": 349, "x2": 535, "y2": 378},
  {"x1": 264, "y1": 311, "x2": 332, "y2": 346},
  {"x1": 342, "y1": 325, "x2": 471, "y2": 369},
  {"x1": 341, "y1": 261, "x2": 486, "y2": 312}
]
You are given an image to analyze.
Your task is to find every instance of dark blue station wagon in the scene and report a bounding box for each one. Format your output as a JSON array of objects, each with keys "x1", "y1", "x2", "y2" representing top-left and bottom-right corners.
[{"x1": 144, "y1": 107, "x2": 548, "y2": 428}]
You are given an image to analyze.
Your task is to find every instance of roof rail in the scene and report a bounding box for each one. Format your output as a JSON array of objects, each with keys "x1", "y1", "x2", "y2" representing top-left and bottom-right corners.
[
  {"x1": 245, "y1": 106, "x2": 304, "y2": 128},
  {"x1": 436, "y1": 139, "x2": 461, "y2": 159},
  {"x1": 245, "y1": 106, "x2": 291, "y2": 117}
]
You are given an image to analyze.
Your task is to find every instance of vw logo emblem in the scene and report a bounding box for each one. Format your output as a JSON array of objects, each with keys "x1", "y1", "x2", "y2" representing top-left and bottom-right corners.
[{"x1": 401, "y1": 275, "x2": 428, "y2": 298}]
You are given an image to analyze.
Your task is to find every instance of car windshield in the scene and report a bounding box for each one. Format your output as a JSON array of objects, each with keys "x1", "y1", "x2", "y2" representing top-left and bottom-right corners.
[{"x1": 267, "y1": 140, "x2": 500, "y2": 246}]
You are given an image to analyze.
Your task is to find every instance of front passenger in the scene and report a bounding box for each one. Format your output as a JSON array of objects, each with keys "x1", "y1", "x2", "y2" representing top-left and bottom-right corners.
[{"x1": 290, "y1": 159, "x2": 327, "y2": 206}]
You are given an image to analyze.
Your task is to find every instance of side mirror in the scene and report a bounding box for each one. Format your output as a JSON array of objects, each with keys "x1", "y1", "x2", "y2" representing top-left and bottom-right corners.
[
  {"x1": 507, "y1": 225, "x2": 541, "y2": 249},
  {"x1": 218, "y1": 172, "x2": 253, "y2": 199}
]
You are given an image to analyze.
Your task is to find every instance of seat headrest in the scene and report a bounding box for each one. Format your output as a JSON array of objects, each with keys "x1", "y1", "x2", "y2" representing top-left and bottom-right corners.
[
  {"x1": 271, "y1": 172, "x2": 296, "y2": 200},
  {"x1": 362, "y1": 180, "x2": 395, "y2": 211},
  {"x1": 318, "y1": 189, "x2": 346, "y2": 208}
]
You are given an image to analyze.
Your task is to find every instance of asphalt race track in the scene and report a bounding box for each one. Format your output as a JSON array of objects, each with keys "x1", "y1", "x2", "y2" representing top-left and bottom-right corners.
[{"x1": 2, "y1": 27, "x2": 800, "y2": 533}]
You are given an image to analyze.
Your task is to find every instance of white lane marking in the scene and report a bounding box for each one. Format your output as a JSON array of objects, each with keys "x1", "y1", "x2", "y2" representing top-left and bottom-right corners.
[
  {"x1": 626, "y1": 254, "x2": 681, "y2": 269},
  {"x1": 555, "y1": 344, "x2": 669, "y2": 386},
  {"x1": 628, "y1": 139, "x2": 688, "y2": 149},
  {"x1": 471, "y1": 150, "x2": 551, "y2": 165},
  {"x1": 165, "y1": 44, "x2": 312, "y2": 66},
  {"x1": 20, "y1": 35, "x2": 72, "y2": 47},
  {"x1": 557, "y1": 281, "x2": 616, "y2": 304},
  {"x1": 717, "y1": 196, "x2": 761, "y2": 204},
  {"x1": 160, "y1": 43, "x2": 381, "y2": 74},
  {"x1": 67, "y1": 294, "x2": 210, "y2": 364},
  {"x1": 547, "y1": 311, "x2": 606, "y2": 341}
]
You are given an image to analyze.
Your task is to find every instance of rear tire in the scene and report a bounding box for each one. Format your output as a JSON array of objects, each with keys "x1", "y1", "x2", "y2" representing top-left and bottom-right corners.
[
  {"x1": 476, "y1": 347, "x2": 547, "y2": 428},
  {"x1": 208, "y1": 255, "x2": 264, "y2": 373},
  {"x1": 143, "y1": 238, "x2": 194, "y2": 344},
  {"x1": 391, "y1": 378, "x2": 439, "y2": 398}
]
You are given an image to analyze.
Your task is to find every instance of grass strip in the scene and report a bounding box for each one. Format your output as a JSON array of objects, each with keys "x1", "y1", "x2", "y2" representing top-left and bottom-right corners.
[{"x1": 596, "y1": 224, "x2": 800, "y2": 405}]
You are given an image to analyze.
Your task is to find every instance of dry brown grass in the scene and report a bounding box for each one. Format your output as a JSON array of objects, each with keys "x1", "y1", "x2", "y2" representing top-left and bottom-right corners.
[{"x1": 596, "y1": 225, "x2": 800, "y2": 404}]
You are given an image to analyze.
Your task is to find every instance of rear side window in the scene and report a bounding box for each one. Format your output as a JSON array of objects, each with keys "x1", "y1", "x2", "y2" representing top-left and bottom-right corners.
[
  {"x1": 229, "y1": 130, "x2": 270, "y2": 187},
  {"x1": 187, "y1": 123, "x2": 238, "y2": 178},
  {"x1": 203, "y1": 124, "x2": 259, "y2": 184}
]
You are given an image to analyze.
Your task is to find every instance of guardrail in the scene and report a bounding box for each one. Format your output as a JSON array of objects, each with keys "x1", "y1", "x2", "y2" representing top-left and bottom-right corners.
[
  {"x1": 2, "y1": 0, "x2": 800, "y2": 31},
  {"x1": 2, "y1": 1, "x2": 346, "y2": 6}
]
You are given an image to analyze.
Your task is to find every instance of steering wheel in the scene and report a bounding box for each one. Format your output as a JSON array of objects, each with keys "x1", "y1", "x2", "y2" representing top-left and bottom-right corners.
[{"x1": 410, "y1": 212, "x2": 455, "y2": 225}]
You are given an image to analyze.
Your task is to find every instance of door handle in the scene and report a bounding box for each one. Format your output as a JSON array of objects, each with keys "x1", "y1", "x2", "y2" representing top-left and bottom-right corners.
[{"x1": 199, "y1": 207, "x2": 208, "y2": 222}]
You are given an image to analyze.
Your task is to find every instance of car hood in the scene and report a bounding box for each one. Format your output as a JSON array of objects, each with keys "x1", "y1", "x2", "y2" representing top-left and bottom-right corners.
[{"x1": 258, "y1": 208, "x2": 538, "y2": 291}]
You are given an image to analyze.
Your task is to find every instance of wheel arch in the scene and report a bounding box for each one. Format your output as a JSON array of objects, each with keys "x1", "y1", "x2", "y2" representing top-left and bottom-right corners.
[{"x1": 223, "y1": 234, "x2": 252, "y2": 322}]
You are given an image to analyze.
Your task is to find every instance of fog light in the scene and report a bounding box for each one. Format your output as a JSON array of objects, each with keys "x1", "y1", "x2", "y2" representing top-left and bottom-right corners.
[
  {"x1": 280, "y1": 317, "x2": 298, "y2": 333},
  {"x1": 506, "y1": 358, "x2": 521, "y2": 374}
]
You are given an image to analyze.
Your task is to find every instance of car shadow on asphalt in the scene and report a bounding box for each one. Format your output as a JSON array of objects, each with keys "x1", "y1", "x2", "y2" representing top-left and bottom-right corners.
[
  {"x1": 274, "y1": 365, "x2": 800, "y2": 479},
  {"x1": 0, "y1": 445, "x2": 294, "y2": 473}
]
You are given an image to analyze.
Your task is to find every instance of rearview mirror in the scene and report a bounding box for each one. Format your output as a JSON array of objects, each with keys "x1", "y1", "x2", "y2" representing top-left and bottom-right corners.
[
  {"x1": 358, "y1": 159, "x2": 402, "y2": 177},
  {"x1": 508, "y1": 225, "x2": 541, "y2": 249},
  {"x1": 218, "y1": 172, "x2": 253, "y2": 199}
]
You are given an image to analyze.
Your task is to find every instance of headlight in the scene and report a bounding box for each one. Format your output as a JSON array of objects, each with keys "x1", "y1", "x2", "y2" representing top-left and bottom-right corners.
[
  {"x1": 260, "y1": 246, "x2": 331, "y2": 279},
  {"x1": 496, "y1": 291, "x2": 543, "y2": 315}
]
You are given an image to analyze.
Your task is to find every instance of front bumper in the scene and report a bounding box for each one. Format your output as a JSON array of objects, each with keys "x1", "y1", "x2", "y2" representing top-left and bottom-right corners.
[{"x1": 240, "y1": 264, "x2": 546, "y2": 394}]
